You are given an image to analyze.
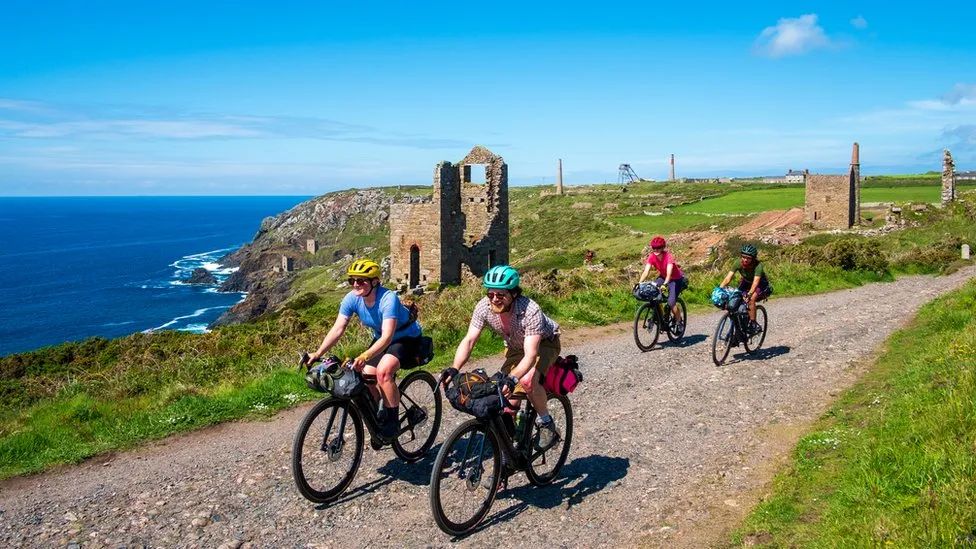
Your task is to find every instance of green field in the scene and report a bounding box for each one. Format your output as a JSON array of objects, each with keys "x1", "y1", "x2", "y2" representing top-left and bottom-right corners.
[
  {"x1": 734, "y1": 279, "x2": 976, "y2": 547},
  {"x1": 614, "y1": 212, "x2": 724, "y2": 234}
]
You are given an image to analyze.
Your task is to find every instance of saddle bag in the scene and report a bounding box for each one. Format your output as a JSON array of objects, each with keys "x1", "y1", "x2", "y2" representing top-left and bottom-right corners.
[{"x1": 543, "y1": 355, "x2": 583, "y2": 396}]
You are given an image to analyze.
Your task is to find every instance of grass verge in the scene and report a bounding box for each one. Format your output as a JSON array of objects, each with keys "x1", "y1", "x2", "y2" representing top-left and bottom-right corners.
[{"x1": 732, "y1": 279, "x2": 976, "y2": 547}]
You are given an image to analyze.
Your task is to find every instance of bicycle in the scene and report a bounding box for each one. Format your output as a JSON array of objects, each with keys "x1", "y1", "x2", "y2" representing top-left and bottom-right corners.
[
  {"x1": 711, "y1": 290, "x2": 768, "y2": 366},
  {"x1": 633, "y1": 283, "x2": 687, "y2": 351},
  {"x1": 292, "y1": 354, "x2": 443, "y2": 504},
  {"x1": 429, "y1": 380, "x2": 573, "y2": 536}
]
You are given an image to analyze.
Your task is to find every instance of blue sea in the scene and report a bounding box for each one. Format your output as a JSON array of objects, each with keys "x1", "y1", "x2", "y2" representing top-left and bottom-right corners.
[{"x1": 0, "y1": 196, "x2": 309, "y2": 357}]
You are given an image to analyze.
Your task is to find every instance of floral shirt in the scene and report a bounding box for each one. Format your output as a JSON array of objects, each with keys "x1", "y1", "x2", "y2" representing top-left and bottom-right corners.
[{"x1": 470, "y1": 295, "x2": 559, "y2": 351}]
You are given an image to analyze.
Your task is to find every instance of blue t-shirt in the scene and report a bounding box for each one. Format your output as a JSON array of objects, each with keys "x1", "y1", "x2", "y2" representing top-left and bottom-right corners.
[{"x1": 338, "y1": 286, "x2": 422, "y2": 341}]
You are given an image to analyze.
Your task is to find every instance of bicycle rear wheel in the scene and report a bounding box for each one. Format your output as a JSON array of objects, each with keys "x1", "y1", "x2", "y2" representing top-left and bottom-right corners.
[
  {"x1": 392, "y1": 370, "x2": 442, "y2": 463},
  {"x1": 666, "y1": 298, "x2": 688, "y2": 342},
  {"x1": 429, "y1": 420, "x2": 502, "y2": 536},
  {"x1": 712, "y1": 312, "x2": 734, "y2": 366},
  {"x1": 744, "y1": 305, "x2": 768, "y2": 353},
  {"x1": 291, "y1": 399, "x2": 364, "y2": 503},
  {"x1": 525, "y1": 394, "x2": 573, "y2": 486},
  {"x1": 633, "y1": 303, "x2": 660, "y2": 351}
]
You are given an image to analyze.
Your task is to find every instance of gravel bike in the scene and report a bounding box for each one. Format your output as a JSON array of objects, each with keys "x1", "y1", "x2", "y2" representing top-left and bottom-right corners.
[
  {"x1": 633, "y1": 283, "x2": 687, "y2": 351},
  {"x1": 429, "y1": 384, "x2": 573, "y2": 536},
  {"x1": 711, "y1": 291, "x2": 768, "y2": 366},
  {"x1": 292, "y1": 354, "x2": 442, "y2": 504}
]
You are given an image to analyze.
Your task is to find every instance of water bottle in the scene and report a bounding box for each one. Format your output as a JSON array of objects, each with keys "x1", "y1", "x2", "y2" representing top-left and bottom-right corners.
[{"x1": 514, "y1": 410, "x2": 526, "y2": 440}]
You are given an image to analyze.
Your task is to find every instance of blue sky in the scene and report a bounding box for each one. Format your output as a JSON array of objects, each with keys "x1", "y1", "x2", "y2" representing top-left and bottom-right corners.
[{"x1": 1, "y1": 1, "x2": 975, "y2": 195}]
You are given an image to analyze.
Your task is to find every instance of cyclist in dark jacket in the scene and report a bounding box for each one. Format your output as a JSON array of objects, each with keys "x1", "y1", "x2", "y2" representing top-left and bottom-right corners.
[{"x1": 720, "y1": 244, "x2": 771, "y2": 332}]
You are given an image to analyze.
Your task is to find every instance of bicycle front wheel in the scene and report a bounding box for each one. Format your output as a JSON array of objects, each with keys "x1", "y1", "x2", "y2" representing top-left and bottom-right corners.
[
  {"x1": 744, "y1": 305, "x2": 768, "y2": 353},
  {"x1": 525, "y1": 394, "x2": 573, "y2": 487},
  {"x1": 712, "y1": 312, "x2": 734, "y2": 366},
  {"x1": 393, "y1": 370, "x2": 443, "y2": 463},
  {"x1": 633, "y1": 303, "x2": 660, "y2": 351},
  {"x1": 291, "y1": 398, "x2": 364, "y2": 503},
  {"x1": 429, "y1": 420, "x2": 502, "y2": 536},
  {"x1": 666, "y1": 298, "x2": 688, "y2": 342}
]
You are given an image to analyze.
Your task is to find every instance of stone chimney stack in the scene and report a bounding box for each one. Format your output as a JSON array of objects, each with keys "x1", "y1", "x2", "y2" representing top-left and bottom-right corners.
[
  {"x1": 850, "y1": 142, "x2": 861, "y2": 224},
  {"x1": 943, "y1": 149, "x2": 956, "y2": 205},
  {"x1": 669, "y1": 154, "x2": 676, "y2": 181},
  {"x1": 556, "y1": 159, "x2": 564, "y2": 195}
]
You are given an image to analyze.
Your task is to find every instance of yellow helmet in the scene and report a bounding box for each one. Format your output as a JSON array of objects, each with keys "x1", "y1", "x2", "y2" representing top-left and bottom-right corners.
[{"x1": 347, "y1": 259, "x2": 381, "y2": 279}]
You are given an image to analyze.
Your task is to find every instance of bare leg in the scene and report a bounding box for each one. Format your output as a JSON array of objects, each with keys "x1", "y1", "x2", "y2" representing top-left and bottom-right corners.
[
  {"x1": 363, "y1": 355, "x2": 401, "y2": 408},
  {"x1": 518, "y1": 366, "x2": 548, "y2": 417}
]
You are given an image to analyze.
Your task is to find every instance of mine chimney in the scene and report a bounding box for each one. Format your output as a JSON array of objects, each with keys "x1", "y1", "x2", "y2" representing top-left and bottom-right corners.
[
  {"x1": 669, "y1": 154, "x2": 676, "y2": 181},
  {"x1": 556, "y1": 159, "x2": 564, "y2": 195}
]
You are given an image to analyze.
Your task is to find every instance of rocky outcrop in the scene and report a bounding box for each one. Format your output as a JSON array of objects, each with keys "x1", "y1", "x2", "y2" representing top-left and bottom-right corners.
[
  {"x1": 211, "y1": 188, "x2": 429, "y2": 325},
  {"x1": 182, "y1": 268, "x2": 217, "y2": 285}
]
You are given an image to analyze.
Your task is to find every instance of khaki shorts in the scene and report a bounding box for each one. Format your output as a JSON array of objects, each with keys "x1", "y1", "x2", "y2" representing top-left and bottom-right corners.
[{"x1": 501, "y1": 334, "x2": 561, "y2": 382}]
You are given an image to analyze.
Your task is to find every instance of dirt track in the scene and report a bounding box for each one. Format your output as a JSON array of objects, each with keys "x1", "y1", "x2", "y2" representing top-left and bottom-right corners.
[{"x1": 1, "y1": 267, "x2": 973, "y2": 549}]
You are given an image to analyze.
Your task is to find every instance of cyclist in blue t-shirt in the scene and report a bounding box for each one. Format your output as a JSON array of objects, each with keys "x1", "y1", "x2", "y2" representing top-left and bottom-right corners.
[{"x1": 308, "y1": 259, "x2": 423, "y2": 441}]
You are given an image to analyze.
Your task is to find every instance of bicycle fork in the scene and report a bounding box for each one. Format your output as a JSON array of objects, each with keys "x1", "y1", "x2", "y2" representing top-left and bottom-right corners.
[{"x1": 320, "y1": 405, "x2": 347, "y2": 461}]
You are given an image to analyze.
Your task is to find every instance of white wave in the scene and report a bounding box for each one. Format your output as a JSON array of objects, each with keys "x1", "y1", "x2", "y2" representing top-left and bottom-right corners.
[
  {"x1": 178, "y1": 323, "x2": 211, "y2": 334},
  {"x1": 101, "y1": 321, "x2": 136, "y2": 327},
  {"x1": 143, "y1": 306, "x2": 229, "y2": 332}
]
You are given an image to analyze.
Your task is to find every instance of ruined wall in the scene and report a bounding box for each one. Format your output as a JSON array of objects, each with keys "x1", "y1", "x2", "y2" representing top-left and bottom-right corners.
[
  {"x1": 943, "y1": 149, "x2": 956, "y2": 205},
  {"x1": 390, "y1": 146, "x2": 509, "y2": 287},
  {"x1": 805, "y1": 174, "x2": 856, "y2": 229}
]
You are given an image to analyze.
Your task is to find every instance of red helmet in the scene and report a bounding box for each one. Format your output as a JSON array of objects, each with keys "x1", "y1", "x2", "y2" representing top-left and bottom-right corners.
[{"x1": 650, "y1": 236, "x2": 666, "y2": 249}]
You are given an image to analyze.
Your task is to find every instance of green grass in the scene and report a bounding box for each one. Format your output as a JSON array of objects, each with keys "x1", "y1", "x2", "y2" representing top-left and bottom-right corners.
[
  {"x1": 733, "y1": 279, "x2": 976, "y2": 547},
  {"x1": 674, "y1": 187, "x2": 805, "y2": 214},
  {"x1": 862, "y1": 185, "x2": 976, "y2": 204},
  {"x1": 615, "y1": 213, "x2": 732, "y2": 234}
]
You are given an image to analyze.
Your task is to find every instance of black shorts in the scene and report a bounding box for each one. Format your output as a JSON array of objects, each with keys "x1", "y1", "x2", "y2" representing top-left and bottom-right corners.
[
  {"x1": 367, "y1": 336, "x2": 423, "y2": 369},
  {"x1": 738, "y1": 278, "x2": 771, "y2": 300}
]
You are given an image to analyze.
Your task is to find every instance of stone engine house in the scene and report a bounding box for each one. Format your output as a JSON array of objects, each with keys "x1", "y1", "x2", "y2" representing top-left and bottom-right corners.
[
  {"x1": 804, "y1": 142, "x2": 862, "y2": 229},
  {"x1": 389, "y1": 146, "x2": 509, "y2": 288}
]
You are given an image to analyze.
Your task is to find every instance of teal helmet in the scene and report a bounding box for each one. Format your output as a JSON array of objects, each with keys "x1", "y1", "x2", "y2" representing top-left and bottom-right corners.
[
  {"x1": 740, "y1": 244, "x2": 759, "y2": 258},
  {"x1": 483, "y1": 265, "x2": 520, "y2": 290}
]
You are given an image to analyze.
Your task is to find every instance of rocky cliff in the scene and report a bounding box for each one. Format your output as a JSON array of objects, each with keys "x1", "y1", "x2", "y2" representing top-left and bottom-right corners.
[{"x1": 212, "y1": 187, "x2": 429, "y2": 326}]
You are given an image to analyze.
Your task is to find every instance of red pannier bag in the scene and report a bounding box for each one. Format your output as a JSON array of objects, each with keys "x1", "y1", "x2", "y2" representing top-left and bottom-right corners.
[{"x1": 543, "y1": 355, "x2": 582, "y2": 396}]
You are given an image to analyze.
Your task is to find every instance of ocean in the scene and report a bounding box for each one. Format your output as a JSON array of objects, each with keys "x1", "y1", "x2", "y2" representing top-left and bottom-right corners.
[{"x1": 0, "y1": 196, "x2": 309, "y2": 357}]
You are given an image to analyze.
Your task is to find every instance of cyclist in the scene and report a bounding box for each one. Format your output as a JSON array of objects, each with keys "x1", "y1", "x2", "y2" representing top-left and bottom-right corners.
[
  {"x1": 307, "y1": 259, "x2": 424, "y2": 442},
  {"x1": 637, "y1": 236, "x2": 686, "y2": 332},
  {"x1": 444, "y1": 265, "x2": 562, "y2": 449},
  {"x1": 719, "y1": 244, "x2": 771, "y2": 334}
]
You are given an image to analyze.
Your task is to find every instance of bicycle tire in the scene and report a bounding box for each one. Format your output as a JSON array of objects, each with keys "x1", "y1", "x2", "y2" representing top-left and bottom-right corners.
[
  {"x1": 633, "y1": 303, "x2": 660, "y2": 351},
  {"x1": 393, "y1": 370, "x2": 443, "y2": 463},
  {"x1": 429, "y1": 420, "x2": 501, "y2": 536},
  {"x1": 291, "y1": 398, "x2": 364, "y2": 503},
  {"x1": 712, "y1": 312, "x2": 734, "y2": 366},
  {"x1": 744, "y1": 305, "x2": 768, "y2": 353},
  {"x1": 524, "y1": 394, "x2": 573, "y2": 487},
  {"x1": 666, "y1": 298, "x2": 688, "y2": 342}
]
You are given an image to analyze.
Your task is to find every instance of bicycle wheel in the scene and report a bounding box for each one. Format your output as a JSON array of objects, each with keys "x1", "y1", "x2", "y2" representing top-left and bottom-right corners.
[
  {"x1": 744, "y1": 305, "x2": 768, "y2": 353},
  {"x1": 525, "y1": 394, "x2": 573, "y2": 486},
  {"x1": 429, "y1": 420, "x2": 501, "y2": 536},
  {"x1": 633, "y1": 303, "x2": 660, "y2": 351},
  {"x1": 666, "y1": 298, "x2": 688, "y2": 342},
  {"x1": 711, "y1": 312, "x2": 734, "y2": 366},
  {"x1": 393, "y1": 370, "x2": 443, "y2": 463},
  {"x1": 291, "y1": 398, "x2": 364, "y2": 503}
]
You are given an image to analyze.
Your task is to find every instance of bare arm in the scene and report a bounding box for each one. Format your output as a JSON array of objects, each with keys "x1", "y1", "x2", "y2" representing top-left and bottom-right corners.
[
  {"x1": 508, "y1": 334, "x2": 542, "y2": 381},
  {"x1": 638, "y1": 263, "x2": 652, "y2": 284},
  {"x1": 720, "y1": 270, "x2": 735, "y2": 288},
  {"x1": 310, "y1": 314, "x2": 351, "y2": 361},
  {"x1": 748, "y1": 275, "x2": 761, "y2": 296},
  {"x1": 452, "y1": 324, "x2": 484, "y2": 371},
  {"x1": 663, "y1": 263, "x2": 674, "y2": 286}
]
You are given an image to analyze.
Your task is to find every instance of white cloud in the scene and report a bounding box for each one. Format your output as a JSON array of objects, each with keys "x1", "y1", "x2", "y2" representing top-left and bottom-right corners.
[
  {"x1": 850, "y1": 15, "x2": 868, "y2": 30},
  {"x1": 753, "y1": 14, "x2": 832, "y2": 58}
]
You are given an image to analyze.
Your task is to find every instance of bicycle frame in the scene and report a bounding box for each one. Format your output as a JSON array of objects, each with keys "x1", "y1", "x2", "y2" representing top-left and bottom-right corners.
[
  {"x1": 321, "y1": 374, "x2": 425, "y2": 447},
  {"x1": 459, "y1": 399, "x2": 543, "y2": 476}
]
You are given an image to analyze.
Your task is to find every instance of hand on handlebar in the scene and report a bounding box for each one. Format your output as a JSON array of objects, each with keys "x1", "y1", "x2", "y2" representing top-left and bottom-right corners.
[{"x1": 439, "y1": 367, "x2": 459, "y2": 389}]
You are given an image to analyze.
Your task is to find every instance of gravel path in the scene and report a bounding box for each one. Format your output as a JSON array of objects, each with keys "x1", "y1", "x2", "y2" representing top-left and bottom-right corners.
[{"x1": 2, "y1": 268, "x2": 972, "y2": 549}]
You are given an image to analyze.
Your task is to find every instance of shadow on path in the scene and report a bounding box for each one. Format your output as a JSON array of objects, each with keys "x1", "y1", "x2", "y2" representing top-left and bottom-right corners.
[
  {"x1": 731, "y1": 345, "x2": 791, "y2": 363},
  {"x1": 315, "y1": 442, "x2": 442, "y2": 509},
  {"x1": 458, "y1": 454, "x2": 630, "y2": 538},
  {"x1": 662, "y1": 333, "x2": 707, "y2": 349}
]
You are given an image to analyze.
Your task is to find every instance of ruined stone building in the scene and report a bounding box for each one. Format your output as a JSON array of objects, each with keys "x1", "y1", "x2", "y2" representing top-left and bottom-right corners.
[
  {"x1": 804, "y1": 142, "x2": 861, "y2": 229},
  {"x1": 943, "y1": 149, "x2": 956, "y2": 205},
  {"x1": 389, "y1": 146, "x2": 509, "y2": 288}
]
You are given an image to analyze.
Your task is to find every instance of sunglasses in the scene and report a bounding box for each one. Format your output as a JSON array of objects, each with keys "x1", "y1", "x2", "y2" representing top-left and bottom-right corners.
[
  {"x1": 348, "y1": 278, "x2": 371, "y2": 286},
  {"x1": 486, "y1": 291, "x2": 510, "y2": 300}
]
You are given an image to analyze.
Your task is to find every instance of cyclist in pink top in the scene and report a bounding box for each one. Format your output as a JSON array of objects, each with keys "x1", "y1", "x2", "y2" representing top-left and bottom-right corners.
[{"x1": 638, "y1": 236, "x2": 687, "y2": 329}]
